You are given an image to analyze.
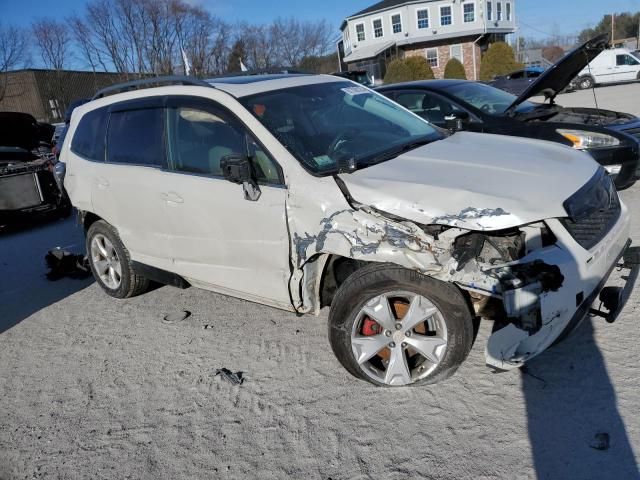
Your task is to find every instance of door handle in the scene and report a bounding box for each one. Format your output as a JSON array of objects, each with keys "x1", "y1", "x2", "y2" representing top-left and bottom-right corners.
[
  {"x1": 161, "y1": 192, "x2": 184, "y2": 204},
  {"x1": 96, "y1": 177, "x2": 110, "y2": 189}
]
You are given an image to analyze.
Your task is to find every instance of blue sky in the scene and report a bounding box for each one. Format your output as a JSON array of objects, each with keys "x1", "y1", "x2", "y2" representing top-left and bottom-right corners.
[{"x1": 2, "y1": 0, "x2": 640, "y2": 39}]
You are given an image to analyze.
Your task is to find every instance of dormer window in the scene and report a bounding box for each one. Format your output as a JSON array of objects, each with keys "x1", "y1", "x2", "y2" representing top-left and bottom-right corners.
[
  {"x1": 417, "y1": 9, "x2": 429, "y2": 29},
  {"x1": 391, "y1": 14, "x2": 402, "y2": 33},
  {"x1": 497, "y1": 2, "x2": 503, "y2": 21},
  {"x1": 440, "y1": 6, "x2": 452, "y2": 26},
  {"x1": 373, "y1": 18, "x2": 383, "y2": 38},
  {"x1": 463, "y1": 2, "x2": 475, "y2": 23},
  {"x1": 356, "y1": 23, "x2": 365, "y2": 42},
  {"x1": 487, "y1": 1, "x2": 493, "y2": 21}
]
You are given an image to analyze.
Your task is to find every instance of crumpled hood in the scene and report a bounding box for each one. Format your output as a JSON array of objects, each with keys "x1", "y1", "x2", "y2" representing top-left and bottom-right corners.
[{"x1": 338, "y1": 132, "x2": 599, "y2": 231}]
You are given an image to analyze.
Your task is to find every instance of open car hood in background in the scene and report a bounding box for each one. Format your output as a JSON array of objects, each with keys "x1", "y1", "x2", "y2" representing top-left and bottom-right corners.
[
  {"x1": 505, "y1": 34, "x2": 609, "y2": 114},
  {"x1": 0, "y1": 112, "x2": 53, "y2": 152}
]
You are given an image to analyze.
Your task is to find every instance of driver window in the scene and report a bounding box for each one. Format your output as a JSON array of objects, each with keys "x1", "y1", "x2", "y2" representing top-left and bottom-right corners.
[
  {"x1": 509, "y1": 71, "x2": 525, "y2": 79},
  {"x1": 168, "y1": 105, "x2": 281, "y2": 184},
  {"x1": 617, "y1": 54, "x2": 639, "y2": 66},
  {"x1": 394, "y1": 91, "x2": 462, "y2": 125}
]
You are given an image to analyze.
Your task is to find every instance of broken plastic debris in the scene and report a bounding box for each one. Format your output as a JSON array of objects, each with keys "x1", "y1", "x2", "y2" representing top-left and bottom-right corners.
[
  {"x1": 215, "y1": 368, "x2": 244, "y2": 385},
  {"x1": 45, "y1": 248, "x2": 91, "y2": 281},
  {"x1": 162, "y1": 310, "x2": 191, "y2": 324},
  {"x1": 590, "y1": 433, "x2": 610, "y2": 451}
]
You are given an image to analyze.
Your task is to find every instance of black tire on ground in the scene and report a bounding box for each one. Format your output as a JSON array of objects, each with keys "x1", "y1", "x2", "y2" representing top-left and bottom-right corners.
[
  {"x1": 579, "y1": 75, "x2": 595, "y2": 90},
  {"x1": 86, "y1": 220, "x2": 149, "y2": 299},
  {"x1": 328, "y1": 263, "x2": 475, "y2": 387}
]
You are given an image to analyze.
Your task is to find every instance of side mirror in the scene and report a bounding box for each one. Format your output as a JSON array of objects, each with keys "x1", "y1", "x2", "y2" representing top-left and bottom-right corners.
[
  {"x1": 444, "y1": 111, "x2": 470, "y2": 132},
  {"x1": 220, "y1": 154, "x2": 261, "y2": 202}
]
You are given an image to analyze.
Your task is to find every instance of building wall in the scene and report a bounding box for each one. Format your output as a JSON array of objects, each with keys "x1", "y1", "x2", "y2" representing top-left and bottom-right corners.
[
  {"x1": 0, "y1": 70, "x2": 128, "y2": 123},
  {"x1": 343, "y1": 0, "x2": 516, "y2": 60},
  {"x1": 404, "y1": 36, "x2": 482, "y2": 79},
  {"x1": 0, "y1": 71, "x2": 47, "y2": 121}
]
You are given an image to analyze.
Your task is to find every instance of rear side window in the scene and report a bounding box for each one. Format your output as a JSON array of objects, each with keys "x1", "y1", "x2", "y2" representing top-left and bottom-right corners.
[
  {"x1": 70, "y1": 107, "x2": 108, "y2": 161},
  {"x1": 107, "y1": 108, "x2": 165, "y2": 166}
]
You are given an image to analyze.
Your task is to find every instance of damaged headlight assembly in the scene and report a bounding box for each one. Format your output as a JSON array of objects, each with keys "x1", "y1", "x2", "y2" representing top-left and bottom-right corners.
[{"x1": 562, "y1": 168, "x2": 618, "y2": 222}]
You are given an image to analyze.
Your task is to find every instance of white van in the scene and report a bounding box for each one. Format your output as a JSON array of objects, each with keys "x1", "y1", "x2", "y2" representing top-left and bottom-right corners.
[{"x1": 576, "y1": 48, "x2": 640, "y2": 89}]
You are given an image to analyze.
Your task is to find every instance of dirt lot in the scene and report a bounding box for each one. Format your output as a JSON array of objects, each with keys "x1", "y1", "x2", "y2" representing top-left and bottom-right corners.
[{"x1": 2, "y1": 86, "x2": 640, "y2": 479}]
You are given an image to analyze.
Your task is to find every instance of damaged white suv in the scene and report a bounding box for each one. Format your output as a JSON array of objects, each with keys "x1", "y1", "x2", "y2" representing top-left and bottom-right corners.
[{"x1": 60, "y1": 74, "x2": 635, "y2": 387}]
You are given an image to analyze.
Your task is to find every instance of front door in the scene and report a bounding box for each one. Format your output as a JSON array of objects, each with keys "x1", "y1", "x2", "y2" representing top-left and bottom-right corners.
[
  {"x1": 614, "y1": 53, "x2": 640, "y2": 82},
  {"x1": 160, "y1": 97, "x2": 292, "y2": 307}
]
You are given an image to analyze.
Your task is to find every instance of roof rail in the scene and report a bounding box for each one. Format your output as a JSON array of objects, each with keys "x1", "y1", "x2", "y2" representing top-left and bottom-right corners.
[
  {"x1": 207, "y1": 68, "x2": 311, "y2": 80},
  {"x1": 92, "y1": 75, "x2": 212, "y2": 100}
]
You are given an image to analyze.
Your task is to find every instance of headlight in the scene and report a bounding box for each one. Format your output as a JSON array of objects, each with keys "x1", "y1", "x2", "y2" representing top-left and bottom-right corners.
[
  {"x1": 563, "y1": 168, "x2": 618, "y2": 221},
  {"x1": 557, "y1": 129, "x2": 620, "y2": 149}
]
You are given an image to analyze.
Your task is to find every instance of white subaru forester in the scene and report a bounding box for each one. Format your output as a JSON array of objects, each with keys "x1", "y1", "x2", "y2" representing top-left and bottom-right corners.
[{"x1": 60, "y1": 74, "x2": 636, "y2": 387}]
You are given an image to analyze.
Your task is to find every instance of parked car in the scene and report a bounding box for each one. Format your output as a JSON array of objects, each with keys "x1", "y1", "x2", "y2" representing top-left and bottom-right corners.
[
  {"x1": 53, "y1": 98, "x2": 90, "y2": 159},
  {"x1": 575, "y1": 47, "x2": 640, "y2": 89},
  {"x1": 489, "y1": 67, "x2": 546, "y2": 95},
  {"x1": 60, "y1": 74, "x2": 635, "y2": 387},
  {"x1": 332, "y1": 70, "x2": 374, "y2": 87},
  {"x1": 378, "y1": 35, "x2": 640, "y2": 189},
  {"x1": 0, "y1": 112, "x2": 71, "y2": 226}
]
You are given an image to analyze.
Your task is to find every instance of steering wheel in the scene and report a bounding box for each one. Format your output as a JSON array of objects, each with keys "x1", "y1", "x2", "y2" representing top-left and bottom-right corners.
[
  {"x1": 327, "y1": 127, "x2": 360, "y2": 158},
  {"x1": 480, "y1": 104, "x2": 493, "y2": 114}
]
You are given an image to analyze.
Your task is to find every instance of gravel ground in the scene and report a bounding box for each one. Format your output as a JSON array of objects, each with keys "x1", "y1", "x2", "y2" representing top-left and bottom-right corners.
[{"x1": 2, "y1": 86, "x2": 640, "y2": 480}]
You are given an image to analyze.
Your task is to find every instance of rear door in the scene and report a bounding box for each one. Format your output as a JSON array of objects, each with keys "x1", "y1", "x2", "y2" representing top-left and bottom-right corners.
[
  {"x1": 159, "y1": 96, "x2": 292, "y2": 307},
  {"x1": 91, "y1": 99, "x2": 174, "y2": 270}
]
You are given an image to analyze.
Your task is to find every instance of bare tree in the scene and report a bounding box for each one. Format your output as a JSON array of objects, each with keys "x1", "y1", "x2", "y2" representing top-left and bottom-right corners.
[
  {"x1": 0, "y1": 22, "x2": 29, "y2": 101},
  {"x1": 32, "y1": 19, "x2": 70, "y2": 71},
  {"x1": 271, "y1": 17, "x2": 334, "y2": 67}
]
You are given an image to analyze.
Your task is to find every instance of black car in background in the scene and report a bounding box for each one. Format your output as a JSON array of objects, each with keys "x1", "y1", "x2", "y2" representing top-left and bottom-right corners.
[
  {"x1": 488, "y1": 67, "x2": 546, "y2": 95},
  {"x1": 332, "y1": 70, "x2": 373, "y2": 87},
  {"x1": 0, "y1": 112, "x2": 71, "y2": 226},
  {"x1": 377, "y1": 34, "x2": 640, "y2": 189}
]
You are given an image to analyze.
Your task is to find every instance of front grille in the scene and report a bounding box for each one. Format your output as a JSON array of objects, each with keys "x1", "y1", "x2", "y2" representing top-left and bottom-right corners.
[{"x1": 560, "y1": 198, "x2": 621, "y2": 251}]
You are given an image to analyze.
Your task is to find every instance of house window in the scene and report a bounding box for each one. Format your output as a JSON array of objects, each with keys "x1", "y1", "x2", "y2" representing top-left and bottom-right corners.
[
  {"x1": 506, "y1": 2, "x2": 512, "y2": 21},
  {"x1": 373, "y1": 18, "x2": 383, "y2": 38},
  {"x1": 417, "y1": 9, "x2": 429, "y2": 29},
  {"x1": 391, "y1": 14, "x2": 402, "y2": 34},
  {"x1": 463, "y1": 3, "x2": 475, "y2": 22},
  {"x1": 440, "y1": 6, "x2": 452, "y2": 26},
  {"x1": 356, "y1": 23, "x2": 365, "y2": 42},
  {"x1": 497, "y1": 2, "x2": 503, "y2": 21},
  {"x1": 450, "y1": 44, "x2": 463, "y2": 63},
  {"x1": 487, "y1": 1, "x2": 493, "y2": 21},
  {"x1": 426, "y1": 48, "x2": 439, "y2": 67}
]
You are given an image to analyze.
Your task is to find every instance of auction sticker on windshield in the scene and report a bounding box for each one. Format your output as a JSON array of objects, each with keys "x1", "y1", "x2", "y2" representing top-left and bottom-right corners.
[{"x1": 341, "y1": 86, "x2": 369, "y2": 96}]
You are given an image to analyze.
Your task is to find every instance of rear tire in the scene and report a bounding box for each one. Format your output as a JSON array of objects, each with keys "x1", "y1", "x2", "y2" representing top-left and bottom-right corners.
[
  {"x1": 328, "y1": 263, "x2": 475, "y2": 387},
  {"x1": 86, "y1": 220, "x2": 149, "y2": 299}
]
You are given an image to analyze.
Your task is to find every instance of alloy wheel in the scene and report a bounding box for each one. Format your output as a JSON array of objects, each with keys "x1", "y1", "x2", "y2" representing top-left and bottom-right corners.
[{"x1": 351, "y1": 291, "x2": 448, "y2": 386}]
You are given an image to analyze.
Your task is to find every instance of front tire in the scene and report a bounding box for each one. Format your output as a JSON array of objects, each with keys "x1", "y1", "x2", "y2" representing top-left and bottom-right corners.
[
  {"x1": 328, "y1": 264, "x2": 474, "y2": 387},
  {"x1": 578, "y1": 75, "x2": 594, "y2": 90},
  {"x1": 86, "y1": 220, "x2": 149, "y2": 299}
]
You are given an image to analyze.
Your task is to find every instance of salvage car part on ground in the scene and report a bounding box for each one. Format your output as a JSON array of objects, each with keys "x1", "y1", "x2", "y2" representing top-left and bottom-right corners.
[{"x1": 61, "y1": 73, "x2": 636, "y2": 387}]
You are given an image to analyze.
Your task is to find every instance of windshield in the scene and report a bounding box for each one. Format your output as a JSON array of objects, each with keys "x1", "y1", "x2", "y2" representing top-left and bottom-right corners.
[
  {"x1": 240, "y1": 81, "x2": 441, "y2": 175},
  {"x1": 443, "y1": 82, "x2": 536, "y2": 115}
]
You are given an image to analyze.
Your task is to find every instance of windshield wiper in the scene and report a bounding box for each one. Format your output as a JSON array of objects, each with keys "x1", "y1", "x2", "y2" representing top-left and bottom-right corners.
[{"x1": 361, "y1": 138, "x2": 435, "y2": 167}]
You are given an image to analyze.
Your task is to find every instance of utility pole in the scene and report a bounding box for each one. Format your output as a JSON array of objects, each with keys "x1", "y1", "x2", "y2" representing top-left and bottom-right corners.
[{"x1": 611, "y1": 13, "x2": 615, "y2": 45}]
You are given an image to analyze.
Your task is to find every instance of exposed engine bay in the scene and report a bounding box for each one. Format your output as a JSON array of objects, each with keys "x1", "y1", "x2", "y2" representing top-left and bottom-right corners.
[{"x1": 516, "y1": 106, "x2": 635, "y2": 126}]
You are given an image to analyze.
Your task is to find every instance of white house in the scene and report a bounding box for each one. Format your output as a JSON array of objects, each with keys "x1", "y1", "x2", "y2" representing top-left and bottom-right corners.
[{"x1": 338, "y1": 0, "x2": 517, "y2": 81}]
